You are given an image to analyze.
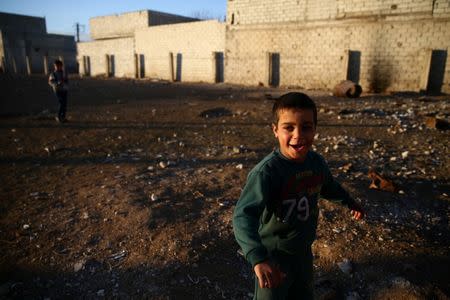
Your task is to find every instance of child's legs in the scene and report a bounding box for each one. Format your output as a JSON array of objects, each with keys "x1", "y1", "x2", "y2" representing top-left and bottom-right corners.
[
  {"x1": 253, "y1": 248, "x2": 314, "y2": 300},
  {"x1": 56, "y1": 91, "x2": 67, "y2": 119},
  {"x1": 287, "y1": 247, "x2": 314, "y2": 300}
]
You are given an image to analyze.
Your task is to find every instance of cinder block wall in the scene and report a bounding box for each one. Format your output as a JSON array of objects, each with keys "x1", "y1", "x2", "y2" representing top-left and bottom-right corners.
[
  {"x1": 227, "y1": 0, "x2": 441, "y2": 25},
  {"x1": 77, "y1": 37, "x2": 135, "y2": 77},
  {"x1": 135, "y1": 20, "x2": 225, "y2": 82},
  {"x1": 226, "y1": 0, "x2": 450, "y2": 93},
  {"x1": 90, "y1": 10, "x2": 198, "y2": 40},
  {"x1": 90, "y1": 11, "x2": 150, "y2": 40}
]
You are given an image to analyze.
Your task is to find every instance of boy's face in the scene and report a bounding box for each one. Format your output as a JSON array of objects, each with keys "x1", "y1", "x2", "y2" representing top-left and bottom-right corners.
[{"x1": 272, "y1": 108, "x2": 316, "y2": 162}]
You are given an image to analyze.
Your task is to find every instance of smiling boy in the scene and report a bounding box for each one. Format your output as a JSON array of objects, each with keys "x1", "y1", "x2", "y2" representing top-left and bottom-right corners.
[{"x1": 233, "y1": 92, "x2": 363, "y2": 299}]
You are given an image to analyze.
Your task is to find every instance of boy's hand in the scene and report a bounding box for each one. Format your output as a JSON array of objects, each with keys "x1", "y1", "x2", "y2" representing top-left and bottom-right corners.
[
  {"x1": 349, "y1": 202, "x2": 364, "y2": 220},
  {"x1": 254, "y1": 261, "x2": 286, "y2": 289}
]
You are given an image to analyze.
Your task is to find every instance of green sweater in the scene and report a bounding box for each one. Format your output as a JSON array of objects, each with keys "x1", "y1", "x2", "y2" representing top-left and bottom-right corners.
[{"x1": 233, "y1": 149, "x2": 355, "y2": 267}]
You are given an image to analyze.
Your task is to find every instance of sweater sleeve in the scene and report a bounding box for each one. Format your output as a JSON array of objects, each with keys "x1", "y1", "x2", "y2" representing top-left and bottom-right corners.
[
  {"x1": 320, "y1": 158, "x2": 356, "y2": 207},
  {"x1": 233, "y1": 170, "x2": 270, "y2": 267}
]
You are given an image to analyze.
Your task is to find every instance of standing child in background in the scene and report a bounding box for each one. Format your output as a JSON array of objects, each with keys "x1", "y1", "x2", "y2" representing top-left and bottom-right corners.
[
  {"x1": 48, "y1": 59, "x2": 68, "y2": 123},
  {"x1": 233, "y1": 92, "x2": 364, "y2": 299}
]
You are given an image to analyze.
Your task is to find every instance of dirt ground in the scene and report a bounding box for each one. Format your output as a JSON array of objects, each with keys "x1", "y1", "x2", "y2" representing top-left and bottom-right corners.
[{"x1": 0, "y1": 75, "x2": 449, "y2": 299}]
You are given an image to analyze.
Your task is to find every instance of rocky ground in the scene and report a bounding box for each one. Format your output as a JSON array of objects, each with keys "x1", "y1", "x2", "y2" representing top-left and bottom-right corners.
[{"x1": 0, "y1": 75, "x2": 449, "y2": 299}]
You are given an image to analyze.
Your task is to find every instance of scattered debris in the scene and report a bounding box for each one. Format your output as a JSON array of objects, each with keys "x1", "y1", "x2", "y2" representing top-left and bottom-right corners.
[
  {"x1": 109, "y1": 250, "x2": 127, "y2": 261},
  {"x1": 332, "y1": 80, "x2": 362, "y2": 98},
  {"x1": 424, "y1": 116, "x2": 449, "y2": 130},
  {"x1": 235, "y1": 164, "x2": 244, "y2": 170},
  {"x1": 368, "y1": 169, "x2": 398, "y2": 192},
  {"x1": 337, "y1": 258, "x2": 352, "y2": 274},
  {"x1": 199, "y1": 108, "x2": 233, "y2": 118},
  {"x1": 339, "y1": 163, "x2": 353, "y2": 173},
  {"x1": 73, "y1": 260, "x2": 85, "y2": 272}
]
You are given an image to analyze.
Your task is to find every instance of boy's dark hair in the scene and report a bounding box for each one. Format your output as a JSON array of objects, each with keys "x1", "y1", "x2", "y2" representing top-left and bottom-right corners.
[
  {"x1": 272, "y1": 92, "x2": 317, "y2": 126},
  {"x1": 54, "y1": 59, "x2": 63, "y2": 66}
]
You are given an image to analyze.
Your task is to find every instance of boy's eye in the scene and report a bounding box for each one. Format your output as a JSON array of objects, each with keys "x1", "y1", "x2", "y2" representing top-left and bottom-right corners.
[{"x1": 283, "y1": 126, "x2": 294, "y2": 131}]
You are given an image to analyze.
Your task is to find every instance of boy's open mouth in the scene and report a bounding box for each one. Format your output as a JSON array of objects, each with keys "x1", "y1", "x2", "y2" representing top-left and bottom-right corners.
[{"x1": 289, "y1": 144, "x2": 307, "y2": 152}]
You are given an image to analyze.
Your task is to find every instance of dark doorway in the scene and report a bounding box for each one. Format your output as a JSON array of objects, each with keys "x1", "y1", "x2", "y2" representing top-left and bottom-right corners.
[
  {"x1": 83, "y1": 56, "x2": 91, "y2": 76},
  {"x1": 139, "y1": 54, "x2": 145, "y2": 78},
  {"x1": 215, "y1": 52, "x2": 224, "y2": 83},
  {"x1": 109, "y1": 55, "x2": 115, "y2": 77},
  {"x1": 269, "y1": 53, "x2": 280, "y2": 87},
  {"x1": 347, "y1": 50, "x2": 361, "y2": 84},
  {"x1": 426, "y1": 50, "x2": 447, "y2": 94},
  {"x1": 176, "y1": 53, "x2": 182, "y2": 82}
]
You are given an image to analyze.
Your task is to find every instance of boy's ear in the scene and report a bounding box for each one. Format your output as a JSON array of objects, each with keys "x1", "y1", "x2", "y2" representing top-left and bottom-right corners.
[{"x1": 272, "y1": 123, "x2": 278, "y2": 138}]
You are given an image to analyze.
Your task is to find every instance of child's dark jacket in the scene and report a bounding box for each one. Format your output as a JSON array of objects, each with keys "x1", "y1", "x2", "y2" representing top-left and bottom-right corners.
[{"x1": 233, "y1": 149, "x2": 355, "y2": 267}]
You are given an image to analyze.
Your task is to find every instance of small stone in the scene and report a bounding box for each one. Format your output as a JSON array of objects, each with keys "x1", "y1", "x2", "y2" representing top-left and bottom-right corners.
[
  {"x1": 390, "y1": 277, "x2": 411, "y2": 288},
  {"x1": 159, "y1": 162, "x2": 167, "y2": 169},
  {"x1": 401, "y1": 151, "x2": 409, "y2": 159},
  {"x1": 399, "y1": 190, "x2": 405, "y2": 194},
  {"x1": 150, "y1": 194, "x2": 158, "y2": 201},
  {"x1": 232, "y1": 147, "x2": 240, "y2": 154},
  {"x1": 147, "y1": 166, "x2": 154, "y2": 171},
  {"x1": 82, "y1": 212, "x2": 89, "y2": 219},
  {"x1": 97, "y1": 289, "x2": 105, "y2": 297},
  {"x1": 74, "y1": 260, "x2": 85, "y2": 272},
  {"x1": 236, "y1": 164, "x2": 243, "y2": 170},
  {"x1": 23, "y1": 224, "x2": 30, "y2": 230},
  {"x1": 337, "y1": 259, "x2": 352, "y2": 274}
]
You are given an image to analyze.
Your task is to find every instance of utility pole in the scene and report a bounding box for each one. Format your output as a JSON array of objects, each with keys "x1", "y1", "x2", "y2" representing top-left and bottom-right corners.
[
  {"x1": 74, "y1": 23, "x2": 85, "y2": 42},
  {"x1": 76, "y1": 22, "x2": 80, "y2": 42}
]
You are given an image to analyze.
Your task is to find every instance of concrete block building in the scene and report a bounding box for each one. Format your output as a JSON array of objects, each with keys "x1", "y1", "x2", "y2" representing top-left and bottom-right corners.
[
  {"x1": 225, "y1": 0, "x2": 450, "y2": 93},
  {"x1": 0, "y1": 12, "x2": 77, "y2": 74},
  {"x1": 78, "y1": 1, "x2": 449, "y2": 93},
  {"x1": 135, "y1": 20, "x2": 225, "y2": 83},
  {"x1": 77, "y1": 10, "x2": 225, "y2": 82}
]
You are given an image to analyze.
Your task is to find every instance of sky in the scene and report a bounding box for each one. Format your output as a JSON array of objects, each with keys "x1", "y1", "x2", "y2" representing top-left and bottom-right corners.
[{"x1": 0, "y1": 0, "x2": 227, "y2": 40}]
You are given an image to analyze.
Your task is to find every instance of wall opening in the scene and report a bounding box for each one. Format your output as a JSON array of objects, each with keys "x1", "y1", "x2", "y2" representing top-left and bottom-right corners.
[
  {"x1": 347, "y1": 50, "x2": 361, "y2": 84},
  {"x1": 169, "y1": 52, "x2": 175, "y2": 81},
  {"x1": 269, "y1": 52, "x2": 280, "y2": 87},
  {"x1": 176, "y1": 53, "x2": 182, "y2": 82},
  {"x1": 106, "y1": 54, "x2": 115, "y2": 77},
  {"x1": 426, "y1": 49, "x2": 447, "y2": 94},
  {"x1": 215, "y1": 52, "x2": 224, "y2": 83},
  {"x1": 83, "y1": 56, "x2": 91, "y2": 76},
  {"x1": 139, "y1": 54, "x2": 145, "y2": 78}
]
